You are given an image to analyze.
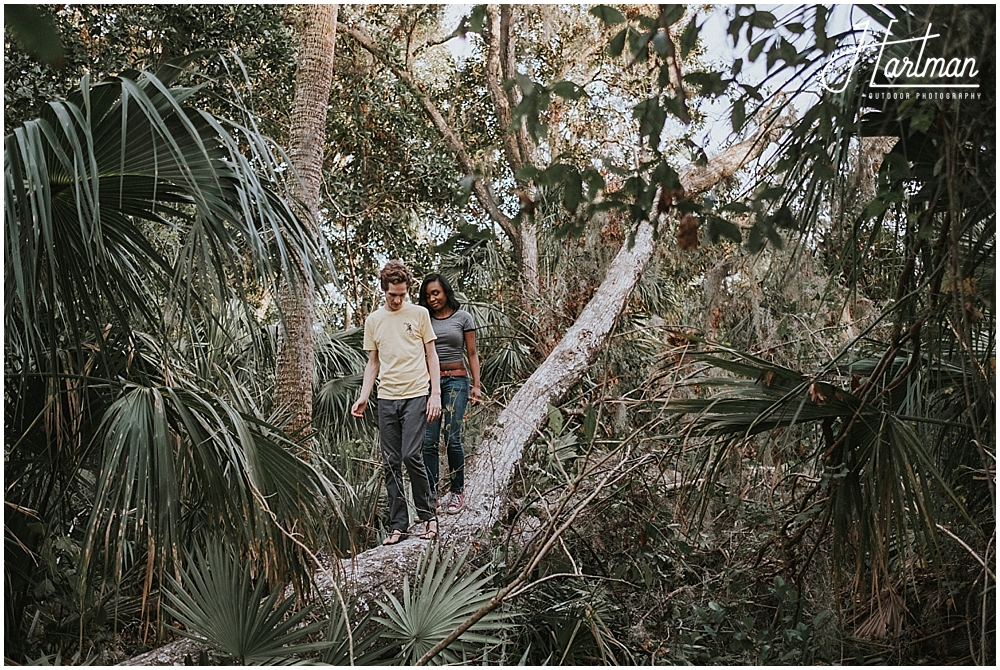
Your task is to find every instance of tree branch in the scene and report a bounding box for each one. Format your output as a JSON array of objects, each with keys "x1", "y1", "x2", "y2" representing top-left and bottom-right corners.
[
  {"x1": 342, "y1": 23, "x2": 519, "y2": 247},
  {"x1": 485, "y1": 5, "x2": 526, "y2": 173}
]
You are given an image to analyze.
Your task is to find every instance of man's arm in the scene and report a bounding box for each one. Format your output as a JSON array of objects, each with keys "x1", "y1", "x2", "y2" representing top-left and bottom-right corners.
[
  {"x1": 425, "y1": 341, "x2": 441, "y2": 422},
  {"x1": 351, "y1": 350, "x2": 380, "y2": 417}
]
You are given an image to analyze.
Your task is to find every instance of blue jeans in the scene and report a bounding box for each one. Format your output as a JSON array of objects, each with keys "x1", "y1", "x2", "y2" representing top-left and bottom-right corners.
[{"x1": 422, "y1": 376, "x2": 468, "y2": 494}]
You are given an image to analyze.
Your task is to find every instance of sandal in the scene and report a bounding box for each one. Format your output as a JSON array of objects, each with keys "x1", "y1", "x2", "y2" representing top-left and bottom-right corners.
[
  {"x1": 382, "y1": 529, "x2": 405, "y2": 546},
  {"x1": 419, "y1": 518, "x2": 438, "y2": 541}
]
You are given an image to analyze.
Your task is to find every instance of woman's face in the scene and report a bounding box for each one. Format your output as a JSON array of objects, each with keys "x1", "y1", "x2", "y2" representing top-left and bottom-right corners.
[{"x1": 425, "y1": 280, "x2": 447, "y2": 313}]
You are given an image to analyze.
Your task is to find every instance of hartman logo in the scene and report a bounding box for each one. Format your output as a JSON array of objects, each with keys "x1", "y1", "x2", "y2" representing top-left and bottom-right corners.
[{"x1": 821, "y1": 19, "x2": 980, "y2": 94}]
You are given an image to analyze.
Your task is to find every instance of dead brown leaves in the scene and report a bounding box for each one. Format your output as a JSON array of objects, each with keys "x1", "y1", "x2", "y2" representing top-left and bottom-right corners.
[{"x1": 676, "y1": 213, "x2": 700, "y2": 250}]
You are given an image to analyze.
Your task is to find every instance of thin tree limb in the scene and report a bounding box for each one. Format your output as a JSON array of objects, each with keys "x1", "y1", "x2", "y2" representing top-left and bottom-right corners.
[
  {"x1": 343, "y1": 24, "x2": 519, "y2": 247},
  {"x1": 415, "y1": 445, "x2": 638, "y2": 665}
]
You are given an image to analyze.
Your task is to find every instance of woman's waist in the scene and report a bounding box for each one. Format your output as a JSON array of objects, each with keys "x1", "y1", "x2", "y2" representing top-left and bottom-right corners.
[{"x1": 439, "y1": 361, "x2": 467, "y2": 376}]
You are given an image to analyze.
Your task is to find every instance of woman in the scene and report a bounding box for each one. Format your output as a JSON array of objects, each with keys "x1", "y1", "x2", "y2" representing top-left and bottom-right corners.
[{"x1": 418, "y1": 273, "x2": 482, "y2": 514}]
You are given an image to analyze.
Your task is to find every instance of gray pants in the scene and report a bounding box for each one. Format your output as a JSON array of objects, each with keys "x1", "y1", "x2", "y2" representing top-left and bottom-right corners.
[{"x1": 378, "y1": 395, "x2": 436, "y2": 531}]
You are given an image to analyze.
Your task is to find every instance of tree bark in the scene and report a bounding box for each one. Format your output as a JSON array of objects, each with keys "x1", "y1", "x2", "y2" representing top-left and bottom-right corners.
[
  {"x1": 485, "y1": 5, "x2": 525, "y2": 173},
  {"x1": 484, "y1": 5, "x2": 540, "y2": 292},
  {"x1": 274, "y1": 5, "x2": 339, "y2": 439}
]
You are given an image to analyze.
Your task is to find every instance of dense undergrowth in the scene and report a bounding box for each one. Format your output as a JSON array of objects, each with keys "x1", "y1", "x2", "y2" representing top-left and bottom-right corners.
[{"x1": 9, "y1": 164, "x2": 993, "y2": 667}]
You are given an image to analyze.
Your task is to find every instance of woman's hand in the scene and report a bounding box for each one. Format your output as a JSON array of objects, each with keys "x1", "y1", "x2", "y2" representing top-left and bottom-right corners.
[{"x1": 470, "y1": 385, "x2": 483, "y2": 405}]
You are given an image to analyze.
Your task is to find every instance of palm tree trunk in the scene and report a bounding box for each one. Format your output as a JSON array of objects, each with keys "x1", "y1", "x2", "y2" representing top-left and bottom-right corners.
[{"x1": 275, "y1": 5, "x2": 339, "y2": 440}]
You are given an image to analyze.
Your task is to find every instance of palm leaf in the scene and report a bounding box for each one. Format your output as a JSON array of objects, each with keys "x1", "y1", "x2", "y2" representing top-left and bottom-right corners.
[
  {"x1": 372, "y1": 545, "x2": 512, "y2": 665},
  {"x1": 80, "y1": 382, "x2": 343, "y2": 601},
  {"x1": 663, "y1": 344, "x2": 977, "y2": 607},
  {"x1": 163, "y1": 542, "x2": 332, "y2": 664},
  {"x1": 4, "y1": 63, "x2": 320, "y2": 377},
  {"x1": 6, "y1": 60, "x2": 337, "y2": 631},
  {"x1": 319, "y1": 595, "x2": 384, "y2": 665}
]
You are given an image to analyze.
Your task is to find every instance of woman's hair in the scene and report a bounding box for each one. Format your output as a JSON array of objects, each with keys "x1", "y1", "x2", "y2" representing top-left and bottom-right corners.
[
  {"x1": 379, "y1": 260, "x2": 413, "y2": 289},
  {"x1": 418, "y1": 273, "x2": 461, "y2": 312}
]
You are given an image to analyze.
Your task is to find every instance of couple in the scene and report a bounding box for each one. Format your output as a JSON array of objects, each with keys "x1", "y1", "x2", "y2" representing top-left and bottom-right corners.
[{"x1": 350, "y1": 260, "x2": 482, "y2": 545}]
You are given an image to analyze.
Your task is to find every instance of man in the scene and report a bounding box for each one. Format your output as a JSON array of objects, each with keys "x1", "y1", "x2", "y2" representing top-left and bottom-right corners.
[{"x1": 351, "y1": 260, "x2": 441, "y2": 544}]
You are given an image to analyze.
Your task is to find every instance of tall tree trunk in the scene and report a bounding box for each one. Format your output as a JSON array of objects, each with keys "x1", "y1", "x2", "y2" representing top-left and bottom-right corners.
[
  {"x1": 274, "y1": 4, "x2": 339, "y2": 439},
  {"x1": 485, "y1": 4, "x2": 539, "y2": 291},
  {"x1": 518, "y1": 218, "x2": 539, "y2": 292}
]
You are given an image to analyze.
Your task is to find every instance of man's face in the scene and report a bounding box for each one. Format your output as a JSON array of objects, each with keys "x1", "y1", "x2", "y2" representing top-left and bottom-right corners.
[{"x1": 384, "y1": 282, "x2": 408, "y2": 312}]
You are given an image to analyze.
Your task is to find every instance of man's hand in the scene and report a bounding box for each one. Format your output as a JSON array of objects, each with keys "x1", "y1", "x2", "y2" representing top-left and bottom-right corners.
[
  {"x1": 426, "y1": 392, "x2": 441, "y2": 422},
  {"x1": 352, "y1": 351, "x2": 379, "y2": 419},
  {"x1": 351, "y1": 397, "x2": 368, "y2": 418}
]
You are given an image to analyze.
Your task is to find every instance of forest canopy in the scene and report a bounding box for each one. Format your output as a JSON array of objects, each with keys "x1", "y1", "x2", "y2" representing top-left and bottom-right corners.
[{"x1": 4, "y1": 4, "x2": 995, "y2": 665}]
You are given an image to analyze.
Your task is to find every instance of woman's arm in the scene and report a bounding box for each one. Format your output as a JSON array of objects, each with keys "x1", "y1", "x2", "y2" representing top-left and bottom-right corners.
[{"x1": 464, "y1": 329, "x2": 483, "y2": 404}]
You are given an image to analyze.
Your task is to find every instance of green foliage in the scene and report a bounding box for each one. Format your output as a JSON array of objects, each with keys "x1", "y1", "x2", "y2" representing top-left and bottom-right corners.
[
  {"x1": 4, "y1": 5, "x2": 299, "y2": 136},
  {"x1": 312, "y1": 435, "x2": 384, "y2": 556},
  {"x1": 319, "y1": 595, "x2": 384, "y2": 665},
  {"x1": 82, "y1": 381, "x2": 343, "y2": 591},
  {"x1": 5, "y1": 63, "x2": 316, "y2": 371},
  {"x1": 21, "y1": 650, "x2": 100, "y2": 665},
  {"x1": 675, "y1": 577, "x2": 834, "y2": 664},
  {"x1": 163, "y1": 543, "x2": 331, "y2": 664},
  {"x1": 372, "y1": 545, "x2": 512, "y2": 665},
  {"x1": 323, "y1": 37, "x2": 462, "y2": 320},
  {"x1": 3, "y1": 63, "x2": 336, "y2": 661},
  {"x1": 5, "y1": 5, "x2": 66, "y2": 67},
  {"x1": 650, "y1": 7, "x2": 994, "y2": 656},
  {"x1": 664, "y1": 341, "x2": 978, "y2": 607},
  {"x1": 506, "y1": 5, "x2": 726, "y2": 245},
  {"x1": 313, "y1": 326, "x2": 372, "y2": 440},
  {"x1": 589, "y1": 6, "x2": 626, "y2": 27},
  {"x1": 518, "y1": 581, "x2": 632, "y2": 665}
]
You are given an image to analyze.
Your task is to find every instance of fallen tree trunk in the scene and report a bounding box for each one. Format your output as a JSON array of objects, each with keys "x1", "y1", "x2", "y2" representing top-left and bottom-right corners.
[
  {"x1": 450, "y1": 132, "x2": 778, "y2": 538},
  {"x1": 123, "y1": 133, "x2": 774, "y2": 665}
]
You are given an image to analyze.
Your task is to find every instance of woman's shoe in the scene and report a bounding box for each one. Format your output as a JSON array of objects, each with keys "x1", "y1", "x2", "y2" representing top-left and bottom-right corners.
[
  {"x1": 419, "y1": 518, "x2": 438, "y2": 540},
  {"x1": 382, "y1": 529, "x2": 406, "y2": 546},
  {"x1": 446, "y1": 491, "x2": 465, "y2": 514}
]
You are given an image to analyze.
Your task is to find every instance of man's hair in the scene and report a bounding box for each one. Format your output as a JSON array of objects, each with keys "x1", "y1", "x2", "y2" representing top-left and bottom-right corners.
[{"x1": 379, "y1": 260, "x2": 413, "y2": 290}]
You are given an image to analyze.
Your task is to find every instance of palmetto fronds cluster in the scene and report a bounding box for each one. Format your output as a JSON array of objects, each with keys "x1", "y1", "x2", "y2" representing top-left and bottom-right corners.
[
  {"x1": 655, "y1": 3, "x2": 994, "y2": 652},
  {"x1": 4, "y1": 63, "x2": 341, "y2": 657},
  {"x1": 160, "y1": 542, "x2": 509, "y2": 665}
]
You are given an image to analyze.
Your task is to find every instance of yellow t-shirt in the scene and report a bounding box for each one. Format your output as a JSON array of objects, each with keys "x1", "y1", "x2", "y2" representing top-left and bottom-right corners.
[{"x1": 363, "y1": 302, "x2": 436, "y2": 400}]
